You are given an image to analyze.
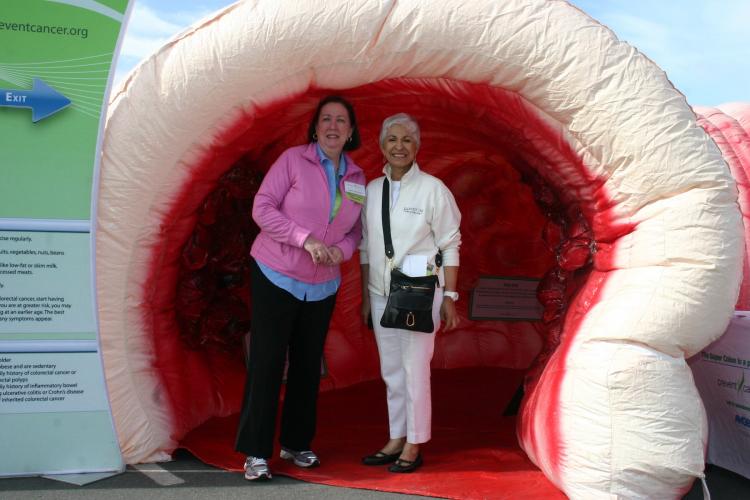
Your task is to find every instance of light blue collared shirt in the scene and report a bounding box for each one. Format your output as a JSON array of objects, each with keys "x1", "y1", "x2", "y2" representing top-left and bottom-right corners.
[{"x1": 257, "y1": 261, "x2": 340, "y2": 301}]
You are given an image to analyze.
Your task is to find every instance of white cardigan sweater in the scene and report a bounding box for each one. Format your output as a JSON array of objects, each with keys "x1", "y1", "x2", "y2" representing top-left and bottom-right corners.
[{"x1": 360, "y1": 162, "x2": 462, "y2": 296}]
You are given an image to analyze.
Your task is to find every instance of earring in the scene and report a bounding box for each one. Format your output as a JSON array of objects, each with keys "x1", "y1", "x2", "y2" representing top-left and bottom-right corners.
[
  {"x1": 347, "y1": 136, "x2": 352, "y2": 142},
  {"x1": 313, "y1": 133, "x2": 318, "y2": 140}
]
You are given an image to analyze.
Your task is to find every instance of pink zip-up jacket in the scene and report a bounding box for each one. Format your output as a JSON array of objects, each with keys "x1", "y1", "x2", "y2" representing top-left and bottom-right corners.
[{"x1": 250, "y1": 143, "x2": 366, "y2": 283}]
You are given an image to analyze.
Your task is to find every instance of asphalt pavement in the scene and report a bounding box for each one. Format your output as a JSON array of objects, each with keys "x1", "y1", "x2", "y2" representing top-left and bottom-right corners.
[
  {"x1": 2, "y1": 449, "x2": 749, "y2": 499},
  {"x1": 0, "y1": 450, "x2": 427, "y2": 500}
]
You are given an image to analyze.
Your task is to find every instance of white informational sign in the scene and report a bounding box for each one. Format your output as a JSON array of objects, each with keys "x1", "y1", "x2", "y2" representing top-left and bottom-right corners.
[
  {"x1": 0, "y1": 350, "x2": 110, "y2": 414},
  {"x1": 469, "y1": 276, "x2": 543, "y2": 321},
  {"x1": 0, "y1": 0, "x2": 133, "y2": 477},
  {"x1": 688, "y1": 311, "x2": 750, "y2": 480},
  {"x1": 0, "y1": 232, "x2": 95, "y2": 335},
  {"x1": 0, "y1": 228, "x2": 123, "y2": 475},
  {"x1": 0, "y1": 347, "x2": 122, "y2": 475}
]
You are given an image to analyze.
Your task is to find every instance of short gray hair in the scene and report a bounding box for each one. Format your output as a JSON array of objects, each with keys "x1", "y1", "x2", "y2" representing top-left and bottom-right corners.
[{"x1": 379, "y1": 113, "x2": 420, "y2": 148}]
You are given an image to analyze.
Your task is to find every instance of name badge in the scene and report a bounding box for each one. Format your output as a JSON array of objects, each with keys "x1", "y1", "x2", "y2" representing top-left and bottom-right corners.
[{"x1": 344, "y1": 181, "x2": 366, "y2": 204}]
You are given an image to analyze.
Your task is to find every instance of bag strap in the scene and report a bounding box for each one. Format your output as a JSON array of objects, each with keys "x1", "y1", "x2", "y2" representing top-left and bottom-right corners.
[{"x1": 382, "y1": 177, "x2": 394, "y2": 260}]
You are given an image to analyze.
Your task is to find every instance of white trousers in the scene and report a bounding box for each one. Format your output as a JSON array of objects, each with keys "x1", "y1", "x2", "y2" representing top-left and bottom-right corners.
[{"x1": 370, "y1": 290, "x2": 442, "y2": 444}]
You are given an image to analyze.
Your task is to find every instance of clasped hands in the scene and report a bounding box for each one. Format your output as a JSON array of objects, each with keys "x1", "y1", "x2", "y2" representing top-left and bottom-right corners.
[{"x1": 303, "y1": 236, "x2": 343, "y2": 266}]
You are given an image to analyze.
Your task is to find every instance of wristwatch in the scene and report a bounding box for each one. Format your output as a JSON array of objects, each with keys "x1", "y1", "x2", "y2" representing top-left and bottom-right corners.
[{"x1": 443, "y1": 290, "x2": 459, "y2": 302}]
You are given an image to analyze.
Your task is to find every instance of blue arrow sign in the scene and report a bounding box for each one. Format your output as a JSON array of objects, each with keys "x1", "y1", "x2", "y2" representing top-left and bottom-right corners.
[{"x1": 0, "y1": 78, "x2": 72, "y2": 122}]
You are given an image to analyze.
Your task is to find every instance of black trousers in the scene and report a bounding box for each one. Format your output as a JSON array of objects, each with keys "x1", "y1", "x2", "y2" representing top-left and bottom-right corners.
[{"x1": 234, "y1": 260, "x2": 337, "y2": 458}]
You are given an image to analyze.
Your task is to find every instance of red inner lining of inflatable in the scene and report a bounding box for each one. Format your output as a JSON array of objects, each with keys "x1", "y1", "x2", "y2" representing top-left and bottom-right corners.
[{"x1": 142, "y1": 78, "x2": 628, "y2": 489}]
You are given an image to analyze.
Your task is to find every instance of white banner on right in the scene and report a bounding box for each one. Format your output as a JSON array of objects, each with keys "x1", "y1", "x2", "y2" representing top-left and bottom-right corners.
[{"x1": 689, "y1": 311, "x2": 750, "y2": 479}]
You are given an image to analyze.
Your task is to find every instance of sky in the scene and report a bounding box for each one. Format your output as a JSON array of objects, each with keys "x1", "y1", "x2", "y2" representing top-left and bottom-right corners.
[{"x1": 114, "y1": 0, "x2": 749, "y2": 107}]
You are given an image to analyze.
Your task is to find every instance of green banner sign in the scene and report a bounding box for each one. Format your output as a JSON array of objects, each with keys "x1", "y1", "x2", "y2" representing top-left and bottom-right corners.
[{"x1": 0, "y1": 0, "x2": 131, "y2": 477}]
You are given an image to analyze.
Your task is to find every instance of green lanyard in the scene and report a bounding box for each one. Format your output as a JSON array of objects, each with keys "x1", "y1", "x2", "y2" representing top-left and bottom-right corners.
[{"x1": 331, "y1": 188, "x2": 342, "y2": 222}]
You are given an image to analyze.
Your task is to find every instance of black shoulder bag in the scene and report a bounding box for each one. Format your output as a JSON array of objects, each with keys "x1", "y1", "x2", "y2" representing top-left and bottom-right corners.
[{"x1": 379, "y1": 178, "x2": 439, "y2": 333}]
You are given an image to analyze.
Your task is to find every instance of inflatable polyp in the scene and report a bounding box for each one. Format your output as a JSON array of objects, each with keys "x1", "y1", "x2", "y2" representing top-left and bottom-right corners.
[{"x1": 97, "y1": 0, "x2": 743, "y2": 497}]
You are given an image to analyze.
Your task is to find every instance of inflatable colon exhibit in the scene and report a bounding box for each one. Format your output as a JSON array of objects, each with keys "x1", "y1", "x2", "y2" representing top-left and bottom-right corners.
[
  {"x1": 695, "y1": 103, "x2": 750, "y2": 310},
  {"x1": 97, "y1": 0, "x2": 743, "y2": 498}
]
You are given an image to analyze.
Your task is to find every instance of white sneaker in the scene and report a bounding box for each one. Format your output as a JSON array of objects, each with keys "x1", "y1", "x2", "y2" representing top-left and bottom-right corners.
[
  {"x1": 243, "y1": 456, "x2": 271, "y2": 481},
  {"x1": 279, "y1": 447, "x2": 320, "y2": 468}
]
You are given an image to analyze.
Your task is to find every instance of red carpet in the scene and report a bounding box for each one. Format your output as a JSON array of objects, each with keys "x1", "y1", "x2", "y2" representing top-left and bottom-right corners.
[{"x1": 181, "y1": 367, "x2": 565, "y2": 499}]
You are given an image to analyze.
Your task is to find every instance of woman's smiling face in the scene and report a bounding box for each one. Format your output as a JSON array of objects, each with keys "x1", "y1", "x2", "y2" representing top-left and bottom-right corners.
[
  {"x1": 381, "y1": 123, "x2": 418, "y2": 169},
  {"x1": 315, "y1": 102, "x2": 352, "y2": 159}
]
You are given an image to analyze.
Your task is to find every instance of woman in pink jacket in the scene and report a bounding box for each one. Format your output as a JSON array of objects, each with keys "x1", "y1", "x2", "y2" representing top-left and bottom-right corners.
[{"x1": 235, "y1": 96, "x2": 366, "y2": 481}]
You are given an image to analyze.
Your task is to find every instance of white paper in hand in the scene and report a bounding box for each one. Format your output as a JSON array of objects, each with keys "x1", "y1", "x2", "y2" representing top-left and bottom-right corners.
[{"x1": 401, "y1": 254, "x2": 429, "y2": 277}]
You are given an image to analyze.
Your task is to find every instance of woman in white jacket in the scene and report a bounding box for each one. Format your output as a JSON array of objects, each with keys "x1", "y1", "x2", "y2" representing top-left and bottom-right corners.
[{"x1": 359, "y1": 113, "x2": 461, "y2": 473}]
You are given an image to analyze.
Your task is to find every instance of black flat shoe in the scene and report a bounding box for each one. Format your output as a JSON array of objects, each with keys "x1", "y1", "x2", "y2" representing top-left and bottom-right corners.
[
  {"x1": 388, "y1": 454, "x2": 423, "y2": 473},
  {"x1": 361, "y1": 450, "x2": 402, "y2": 466}
]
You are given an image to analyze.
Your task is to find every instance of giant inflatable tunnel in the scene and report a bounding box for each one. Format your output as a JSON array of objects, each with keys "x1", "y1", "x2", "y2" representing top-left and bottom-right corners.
[
  {"x1": 696, "y1": 103, "x2": 750, "y2": 310},
  {"x1": 97, "y1": 0, "x2": 743, "y2": 498}
]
